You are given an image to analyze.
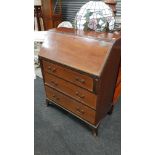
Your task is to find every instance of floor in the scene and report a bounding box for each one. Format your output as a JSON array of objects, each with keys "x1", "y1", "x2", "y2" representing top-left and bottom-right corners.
[{"x1": 34, "y1": 77, "x2": 121, "y2": 155}]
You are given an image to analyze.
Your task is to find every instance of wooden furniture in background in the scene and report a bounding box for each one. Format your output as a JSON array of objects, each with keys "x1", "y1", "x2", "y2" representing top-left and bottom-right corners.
[
  {"x1": 34, "y1": 5, "x2": 45, "y2": 31},
  {"x1": 39, "y1": 28, "x2": 121, "y2": 136},
  {"x1": 41, "y1": 0, "x2": 62, "y2": 30}
]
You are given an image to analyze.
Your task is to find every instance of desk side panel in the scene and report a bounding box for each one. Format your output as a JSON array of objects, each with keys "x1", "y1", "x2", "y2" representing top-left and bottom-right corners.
[{"x1": 95, "y1": 38, "x2": 121, "y2": 124}]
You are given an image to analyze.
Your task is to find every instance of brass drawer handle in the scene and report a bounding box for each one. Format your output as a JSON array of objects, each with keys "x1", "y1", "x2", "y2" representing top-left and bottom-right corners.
[
  {"x1": 50, "y1": 81, "x2": 58, "y2": 86},
  {"x1": 48, "y1": 66, "x2": 51, "y2": 70},
  {"x1": 52, "y1": 94, "x2": 59, "y2": 101},
  {"x1": 80, "y1": 109, "x2": 85, "y2": 114},
  {"x1": 75, "y1": 91, "x2": 85, "y2": 99},
  {"x1": 76, "y1": 107, "x2": 85, "y2": 115},
  {"x1": 52, "y1": 68, "x2": 56, "y2": 72},
  {"x1": 52, "y1": 95, "x2": 56, "y2": 98},
  {"x1": 48, "y1": 66, "x2": 57, "y2": 72},
  {"x1": 75, "y1": 77, "x2": 85, "y2": 84}
]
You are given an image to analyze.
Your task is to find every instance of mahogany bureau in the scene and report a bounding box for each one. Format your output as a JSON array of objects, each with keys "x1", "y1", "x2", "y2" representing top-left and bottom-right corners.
[{"x1": 39, "y1": 28, "x2": 121, "y2": 136}]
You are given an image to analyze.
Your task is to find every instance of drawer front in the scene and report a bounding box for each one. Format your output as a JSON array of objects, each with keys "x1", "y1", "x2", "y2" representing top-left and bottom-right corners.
[
  {"x1": 44, "y1": 73, "x2": 97, "y2": 110},
  {"x1": 42, "y1": 60, "x2": 94, "y2": 91},
  {"x1": 45, "y1": 86, "x2": 96, "y2": 125}
]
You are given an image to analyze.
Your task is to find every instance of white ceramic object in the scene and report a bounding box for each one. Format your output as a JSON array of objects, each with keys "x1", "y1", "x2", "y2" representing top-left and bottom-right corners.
[{"x1": 58, "y1": 21, "x2": 73, "y2": 28}]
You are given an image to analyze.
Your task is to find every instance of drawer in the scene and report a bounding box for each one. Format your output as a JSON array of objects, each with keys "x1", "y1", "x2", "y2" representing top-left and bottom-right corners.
[
  {"x1": 42, "y1": 60, "x2": 94, "y2": 91},
  {"x1": 45, "y1": 86, "x2": 96, "y2": 125},
  {"x1": 44, "y1": 73, "x2": 97, "y2": 110}
]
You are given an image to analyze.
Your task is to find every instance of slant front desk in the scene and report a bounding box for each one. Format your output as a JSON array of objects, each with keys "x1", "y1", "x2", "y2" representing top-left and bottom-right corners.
[{"x1": 39, "y1": 28, "x2": 121, "y2": 136}]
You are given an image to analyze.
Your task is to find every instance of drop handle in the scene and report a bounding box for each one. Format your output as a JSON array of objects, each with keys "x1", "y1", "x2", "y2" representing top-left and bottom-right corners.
[
  {"x1": 80, "y1": 109, "x2": 85, "y2": 114},
  {"x1": 52, "y1": 95, "x2": 59, "y2": 101},
  {"x1": 48, "y1": 66, "x2": 51, "y2": 70},
  {"x1": 48, "y1": 66, "x2": 57, "y2": 72},
  {"x1": 75, "y1": 91, "x2": 85, "y2": 98},
  {"x1": 76, "y1": 107, "x2": 85, "y2": 114},
  {"x1": 52, "y1": 95, "x2": 56, "y2": 98},
  {"x1": 51, "y1": 81, "x2": 58, "y2": 86},
  {"x1": 75, "y1": 77, "x2": 85, "y2": 83},
  {"x1": 52, "y1": 68, "x2": 56, "y2": 72}
]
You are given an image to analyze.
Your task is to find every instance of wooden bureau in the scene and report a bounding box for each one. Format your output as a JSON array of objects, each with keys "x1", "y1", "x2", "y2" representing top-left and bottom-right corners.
[{"x1": 39, "y1": 28, "x2": 121, "y2": 136}]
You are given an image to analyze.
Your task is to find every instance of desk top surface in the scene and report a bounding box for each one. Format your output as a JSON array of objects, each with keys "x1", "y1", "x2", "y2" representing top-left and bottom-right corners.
[{"x1": 39, "y1": 28, "x2": 121, "y2": 77}]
